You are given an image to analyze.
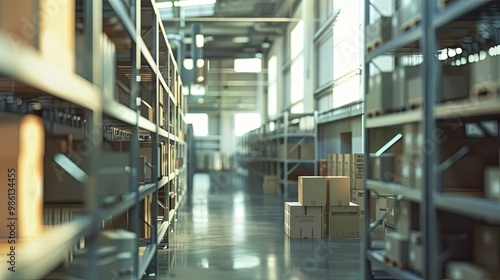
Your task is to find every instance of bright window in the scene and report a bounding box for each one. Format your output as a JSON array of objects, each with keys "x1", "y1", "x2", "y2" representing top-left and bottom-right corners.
[
  {"x1": 185, "y1": 113, "x2": 208, "y2": 136},
  {"x1": 234, "y1": 58, "x2": 262, "y2": 73},
  {"x1": 268, "y1": 55, "x2": 278, "y2": 118},
  {"x1": 234, "y1": 113, "x2": 261, "y2": 136},
  {"x1": 289, "y1": 20, "x2": 305, "y2": 110}
]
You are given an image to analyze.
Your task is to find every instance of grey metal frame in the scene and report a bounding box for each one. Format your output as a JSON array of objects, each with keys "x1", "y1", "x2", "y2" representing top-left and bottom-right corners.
[
  {"x1": 0, "y1": 0, "x2": 187, "y2": 279},
  {"x1": 362, "y1": 0, "x2": 500, "y2": 279}
]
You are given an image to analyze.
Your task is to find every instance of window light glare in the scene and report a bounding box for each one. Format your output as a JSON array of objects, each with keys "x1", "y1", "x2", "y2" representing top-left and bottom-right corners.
[
  {"x1": 234, "y1": 58, "x2": 262, "y2": 73},
  {"x1": 197, "y1": 59, "x2": 205, "y2": 68},
  {"x1": 456, "y1": 48, "x2": 463, "y2": 54},
  {"x1": 176, "y1": 0, "x2": 216, "y2": 7},
  {"x1": 183, "y1": 58, "x2": 193, "y2": 70},
  {"x1": 156, "y1": 1, "x2": 173, "y2": 8}
]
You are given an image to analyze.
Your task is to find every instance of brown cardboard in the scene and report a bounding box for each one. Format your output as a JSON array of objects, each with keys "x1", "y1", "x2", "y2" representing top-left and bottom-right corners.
[
  {"x1": 336, "y1": 154, "x2": 344, "y2": 177},
  {"x1": 396, "y1": 200, "x2": 419, "y2": 237},
  {"x1": 299, "y1": 176, "x2": 326, "y2": 206},
  {"x1": 369, "y1": 154, "x2": 394, "y2": 182},
  {"x1": 485, "y1": 167, "x2": 500, "y2": 201},
  {"x1": 319, "y1": 160, "x2": 328, "y2": 176},
  {"x1": 351, "y1": 190, "x2": 377, "y2": 219},
  {"x1": 0, "y1": 0, "x2": 76, "y2": 72},
  {"x1": 263, "y1": 175, "x2": 278, "y2": 194},
  {"x1": 385, "y1": 232, "x2": 409, "y2": 266},
  {"x1": 141, "y1": 100, "x2": 154, "y2": 122},
  {"x1": 285, "y1": 202, "x2": 323, "y2": 239},
  {"x1": 352, "y1": 154, "x2": 365, "y2": 190},
  {"x1": 278, "y1": 144, "x2": 299, "y2": 160},
  {"x1": 300, "y1": 144, "x2": 315, "y2": 160},
  {"x1": 325, "y1": 176, "x2": 351, "y2": 206},
  {"x1": 0, "y1": 114, "x2": 44, "y2": 239},
  {"x1": 386, "y1": 197, "x2": 396, "y2": 226},
  {"x1": 446, "y1": 262, "x2": 491, "y2": 280},
  {"x1": 328, "y1": 154, "x2": 337, "y2": 176},
  {"x1": 343, "y1": 154, "x2": 351, "y2": 178},
  {"x1": 409, "y1": 231, "x2": 423, "y2": 273},
  {"x1": 327, "y1": 203, "x2": 360, "y2": 239},
  {"x1": 474, "y1": 224, "x2": 500, "y2": 271},
  {"x1": 374, "y1": 196, "x2": 389, "y2": 223}
]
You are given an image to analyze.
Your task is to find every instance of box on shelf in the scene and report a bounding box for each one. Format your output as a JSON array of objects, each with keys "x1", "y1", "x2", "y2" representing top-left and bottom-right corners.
[
  {"x1": 300, "y1": 144, "x2": 315, "y2": 160},
  {"x1": 398, "y1": 0, "x2": 421, "y2": 32},
  {"x1": 336, "y1": 154, "x2": 344, "y2": 177},
  {"x1": 284, "y1": 202, "x2": 323, "y2": 239},
  {"x1": 485, "y1": 167, "x2": 500, "y2": 201},
  {"x1": 401, "y1": 123, "x2": 423, "y2": 189},
  {"x1": 396, "y1": 200, "x2": 419, "y2": 236},
  {"x1": 263, "y1": 175, "x2": 279, "y2": 194},
  {"x1": 398, "y1": 64, "x2": 421, "y2": 106},
  {"x1": 366, "y1": 72, "x2": 393, "y2": 116},
  {"x1": 365, "y1": 17, "x2": 392, "y2": 52},
  {"x1": 352, "y1": 154, "x2": 365, "y2": 190},
  {"x1": 409, "y1": 231, "x2": 423, "y2": 273},
  {"x1": 326, "y1": 202, "x2": 360, "y2": 239},
  {"x1": 141, "y1": 100, "x2": 154, "y2": 122},
  {"x1": 374, "y1": 196, "x2": 389, "y2": 223},
  {"x1": 0, "y1": 114, "x2": 44, "y2": 239},
  {"x1": 277, "y1": 144, "x2": 299, "y2": 160},
  {"x1": 474, "y1": 224, "x2": 500, "y2": 271},
  {"x1": 442, "y1": 64, "x2": 472, "y2": 102},
  {"x1": 0, "y1": 0, "x2": 76, "y2": 72},
  {"x1": 384, "y1": 232, "x2": 409, "y2": 268},
  {"x1": 369, "y1": 154, "x2": 394, "y2": 182},
  {"x1": 299, "y1": 116, "x2": 315, "y2": 132},
  {"x1": 446, "y1": 262, "x2": 491, "y2": 280},
  {"x1": 386, "y1": 197, "x2": 396, "y2": 226}
]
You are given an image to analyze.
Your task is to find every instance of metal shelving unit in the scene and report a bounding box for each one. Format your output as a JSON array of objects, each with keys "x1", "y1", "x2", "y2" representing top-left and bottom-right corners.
[
  {"x1": 363, "y1": 0, "x2": 500, "y2": 279},
  {"x1": 0, "y1": 0, "x2": 187, "y2": 279},
  {"x1": 237, "y1": 111, "x2": 319, "y2": 195}
]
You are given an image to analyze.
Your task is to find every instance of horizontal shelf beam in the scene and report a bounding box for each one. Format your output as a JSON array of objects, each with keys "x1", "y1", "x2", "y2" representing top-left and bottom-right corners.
[
  {"x1": 435, "y1": 194, "x2": 500, "y2": 224},
  {"x1": 366, "y1": 250, "x2": 423, "y2": 280},
  {"x1": 432, "y1": 0, "x2": 493, "y2": 29},
  {"x1": 435, "y1": 99, "x2": 500, "y2": 120},
  {"x1": 366, "y1": 110, "x2": 422, "y2": 129},
  {"x1": 0, "y1": 32, "x2": 101, "y2": 112},
  {"x1": 367, "y1": 180, "x2": 421, "y2": 202},
  {"x1": 366, "y1": 27, "x2": 422, "y2": 62}
]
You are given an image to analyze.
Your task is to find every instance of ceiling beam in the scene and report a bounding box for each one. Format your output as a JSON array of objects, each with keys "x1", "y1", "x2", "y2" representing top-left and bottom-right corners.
[{"x1": 162, "y1": 17, "x2": 299, "y2": 22}]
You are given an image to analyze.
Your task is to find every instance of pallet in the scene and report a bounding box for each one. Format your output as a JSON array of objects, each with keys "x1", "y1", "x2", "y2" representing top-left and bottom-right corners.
[
  {"x1": 366, "y1": 109, "x2": 382, "y2": 118},
  {"x1": 366, "y1": 38, "x2": 383, "y2": 53},
  {"x1": 401, "y1": 15, "x2": 421, "y2": 33},
  {"x1": 406, "y1": 99, "x2": 422, "y2": 110},
  {"x1": 470, "y1": 82, "x2": 499, "y2": 101},
  {"x1": 384, "y1": 254, "x2": 405, "y2": 269}
]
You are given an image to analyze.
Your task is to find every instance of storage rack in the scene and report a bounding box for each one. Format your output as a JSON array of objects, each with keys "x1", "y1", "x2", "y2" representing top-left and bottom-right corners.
[
  {"x1": 363, "y1": 0, "x2": 500, "y2": 279},
  {"x1": 237, "y1": 112, "x2": 318, "y2": 195},
  {"x1": 0, "y1": 0, "x2": 187, "y2": 279}
]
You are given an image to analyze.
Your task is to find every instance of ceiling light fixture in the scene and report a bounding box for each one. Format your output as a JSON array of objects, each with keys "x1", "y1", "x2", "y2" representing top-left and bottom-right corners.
[
  {"x1": 261, "y1": 37, "x2": 271, "y2": 49},
  {"x1": 156, "y1": 1, "x2": 174, "y2": 8},
  {"x1": 195, "y1": 34, "x2": 204, "y2": 48},
  {"x1": 176, "y1": 0, "x2": 216, "y2": 7}
]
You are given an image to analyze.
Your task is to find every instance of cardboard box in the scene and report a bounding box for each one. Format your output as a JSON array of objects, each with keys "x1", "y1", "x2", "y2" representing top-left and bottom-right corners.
[
  {"x1": 278, "y1": 144, "x2": 299, "y2": 160},
  {"x1": 446, "y1": 262, "x2": 491, "y2": 280},
  {"x1": 401, "y1": 124, "x2": 422, "y2": 188},
  {"x1": 0, "y1": 114, "x2": 44, "y2": 239},
  {"x1": 328, "y1": 154, "x2": 337, "y2": 176},
  {"x1": 396, "y1": 200, "x2": 419, "y2": 237},
  {"x1": 385, "y1": 232, "x2": 409, "y2": 266},
  {"x1": 409, "y1": 231, "x2": 423, "y2": 273},
  {"x1": 386, "y1": 197, "x2": 396, "y2": 226},
  {"x1": 319, "y1": 160, "x2": 328, "y2": 176},
  {"x1": 325, "y1": 176, "x2": 351, "y2": 206},
  {"x1": 0, "y1": 0, "x2": 76, "y2": 72},
  {"x1": 369, "y1": 154, "x2": 394, "y2": 182},
  {"x1": 366, "y1": 17, "x2": 392, "y2": 49},
  {"x1": 300, "y1": 144, "x2": 315, "y2": 160},
  {"x1": 343, "y1": 154, "x2": 351, "y2": 178},
  {"x1": 285, "y1": 202, "x2": 323, "y2": 239},
  {"x1": 374, "y1": 196, "x2": 389, "y2": 223},
  {"x1": 141, "y1": 100, "x2": 154, "y2": 122},
  {"x1": 366, "y1": 72, "x2": 393, "y2": 113},
  {"x1": 336, "y1": 154, "x2": 344, "y2": 177},
  {"x1": 352, "y1": 154, "x2": 365, "y2": 190},
  {"x1": 326, "y1": 203, "x2": 360, "y2": 239},
  {"x1": 474, "y1": 224, "x2": 500, "y2": 271},
  {"x1": 299, "y1": 176, "x2": 326, "y2": 206},
  {"x1": 263, "y1": 175, "x2": 278, "y2": 194},
  {"x1": 485, "y1": 167, "x2": 500, "y2": 201},
  {"x1": 351, "y1": 190, "x2": 377, "y2": 219}
]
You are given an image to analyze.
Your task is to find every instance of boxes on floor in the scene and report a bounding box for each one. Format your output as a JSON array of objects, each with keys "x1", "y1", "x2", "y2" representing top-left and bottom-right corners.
[
  {"x1": 325, "y1": 176, "x2": 351, "y2": 207},
  {"x1": 351, "y1": 154, "x2": 365, "y2": 190},
  {"x1": 350, "y1": 190, "x2": 377, "y2": 219},
  {"x1": 325, "y1": 202, "x2": 360, "y2": 239},
  {"x1": 298, "y1": 176, "x2": 350, "y2": 207},
  {"x1": 319, "y1": 160, "x2": 328, "y2": 176},
  {"x1": 263, "y1": 175, "x2": 278, "y2": 194},
  {"x1": 342, "y1": 154, "x2": 351, "y2": 178},
  {"x1": 284, "y1": 202, "x2": 323, "y2": 239},
  {"x1": 336, "y1": 154, "x2": 344, "y2": 177}
]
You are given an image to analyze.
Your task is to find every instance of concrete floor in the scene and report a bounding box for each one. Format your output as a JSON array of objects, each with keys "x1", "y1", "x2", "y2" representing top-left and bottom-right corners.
[{"x1": 150, "y1": 172, "x2": 363, "y2": 280}]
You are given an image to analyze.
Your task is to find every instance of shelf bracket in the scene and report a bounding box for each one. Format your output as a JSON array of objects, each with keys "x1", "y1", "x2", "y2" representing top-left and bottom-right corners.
[
  {"x1": 374, "y1": 133, "x2": 403, "y2": 157},
  {"x1": 288, "y1": 138, "x2": 305, "y2": 155},
  {"x1": 438, "y1": 145, "x2": 470, "y2": 173},
  {"x1": 54, "y1": 153, "x2": 89, "y2": 183},
  {"x1": 286, "y1": 163, "x2": 300, "y2": 176}
]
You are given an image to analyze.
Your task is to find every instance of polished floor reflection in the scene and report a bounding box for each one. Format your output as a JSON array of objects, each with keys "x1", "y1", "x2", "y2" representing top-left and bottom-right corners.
[{"x1": 153, "y1": 172, "x2": 362, "y2": 280}]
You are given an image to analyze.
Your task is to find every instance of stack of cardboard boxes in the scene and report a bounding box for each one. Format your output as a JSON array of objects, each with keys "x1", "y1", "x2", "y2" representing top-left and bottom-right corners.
[{"x1": 284, "y1": 176, "x2": 360, "y2": 239}]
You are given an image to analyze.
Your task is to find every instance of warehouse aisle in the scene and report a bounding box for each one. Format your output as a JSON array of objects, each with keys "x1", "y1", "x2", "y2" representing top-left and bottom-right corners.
[{"x1": 153, "y1": 172, "x2": 361, "y2": 280}]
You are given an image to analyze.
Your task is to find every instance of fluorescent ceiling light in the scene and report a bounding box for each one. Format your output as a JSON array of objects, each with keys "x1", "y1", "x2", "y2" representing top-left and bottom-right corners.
[
  {"x1": 175, "y1": 0, "x2": 216, "y2": 7},
  {"x1": 197, "y1": 59, "x2": 205, "y2": 68},
  {"x1": 233, "y1": 37, "x2": 250, "y2": 43},
  {"x1": 183, "y1": 58, "x2": 193, "y2": 70},
  {"x1": 196, "y1": 34, "x2": 204, "y2": 48},
  {"x1": 234, "y1": 58, "x2": 262, "y2": 73},
  {"x1": 156, "y1": 1, "x2": 173, "y2": 8}
]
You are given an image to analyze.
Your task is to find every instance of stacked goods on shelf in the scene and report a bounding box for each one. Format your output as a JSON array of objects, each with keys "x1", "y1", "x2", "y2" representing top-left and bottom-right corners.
[
  {"x1": 327, "y1": 154, "x2": 365, "y2": 190},
  {"x1": 471, "y1": 224, "x2": 500, "y2": 278},
  {"x1": 263, "y1": 175, "x2": 279, "y2": 194},
  {"x1": 0, "y1": 0, "x2": 76, "y2": 72},
  {"x1": 284, "y1": 176, "x2": 358, "y2": 239},
  {"x1": 0, "y1": 114, "x2": 45, "y2": 239}
]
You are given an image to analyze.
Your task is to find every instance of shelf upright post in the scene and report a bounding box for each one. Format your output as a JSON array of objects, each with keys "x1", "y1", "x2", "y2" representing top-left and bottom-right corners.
[
  {"x1": 129, "y1": 0, "x2": 141, "y2": 278},
  {"x1": 422, "y1": 0, "x2": 440, "y2": 279},
  {"x1": 362, "y1": 0, "x2": 373, "y2": 278},
  {"x1": 314, "y1": 111, "x2": 318, "y2": 176},
  {"x1": 147, "y1": 7, "x2": 160, "y2": 277},
  {"x1": 284, "y1": 112, "x2": 289, "y2": 195},
  {"x1": 82, "y1": 1, "x2": 103, "y2": 279}
]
